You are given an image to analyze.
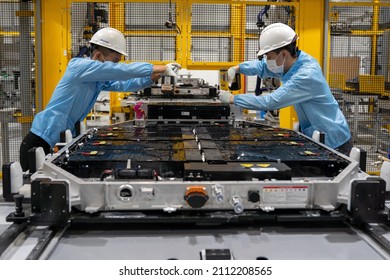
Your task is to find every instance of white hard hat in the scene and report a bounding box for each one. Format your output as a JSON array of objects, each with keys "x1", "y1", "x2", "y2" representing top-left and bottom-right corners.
[
  {"x1": 257, "y1": 23, "x2": 298, "y2": 56},
  {"x1": 90, "y1": 27, "x2": 128, "y2": 56}
]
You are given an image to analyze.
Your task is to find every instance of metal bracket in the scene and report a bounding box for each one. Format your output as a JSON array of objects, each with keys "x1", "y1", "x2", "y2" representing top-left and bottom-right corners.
[
  {"x1": 29, "y1": 179, "x2": 70, "y2": 226},
  {"x1": 350, "y1": 177, "x2": 386, "y2": 224}
]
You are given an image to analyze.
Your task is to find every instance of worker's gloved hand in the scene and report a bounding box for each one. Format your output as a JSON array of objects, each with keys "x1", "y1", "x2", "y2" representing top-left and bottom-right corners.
[
  {"x1": 166, "y1": 62, "x2": 182, "y2": 75},
  {"x1": 164, "y1": 66, "x2": 177, "y2": 77},
  {"x1": 227, "y1": 67, "x2": 237, "y2": 87},
  {"x1": 218, "y1": 90, "x2": 234, "y2": 104}
]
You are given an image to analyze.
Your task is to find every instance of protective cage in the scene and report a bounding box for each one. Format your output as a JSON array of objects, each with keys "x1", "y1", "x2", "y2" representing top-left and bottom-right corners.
[
  {"x1": 0, "y1": 1, "x2": 35, "y2": 170},
  {"x1": 328, "y1": 2, "x2": 390, "y2": 173}
]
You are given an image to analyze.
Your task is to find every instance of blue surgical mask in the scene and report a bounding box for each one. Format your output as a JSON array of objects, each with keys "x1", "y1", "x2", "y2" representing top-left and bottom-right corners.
[{"x1": 265, "y1": 52, "x2": 285, "y2": 74}]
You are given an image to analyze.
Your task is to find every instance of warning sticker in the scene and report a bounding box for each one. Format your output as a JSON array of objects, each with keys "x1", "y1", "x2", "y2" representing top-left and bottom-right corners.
[{"x1": 262, "y1": 186, "x2": 308, "y2": 203}]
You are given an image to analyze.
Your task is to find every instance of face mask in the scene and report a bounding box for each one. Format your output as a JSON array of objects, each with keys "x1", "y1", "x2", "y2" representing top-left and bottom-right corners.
[{"x1": 265, "y1": 52, "x2": 285, "y2": 74}]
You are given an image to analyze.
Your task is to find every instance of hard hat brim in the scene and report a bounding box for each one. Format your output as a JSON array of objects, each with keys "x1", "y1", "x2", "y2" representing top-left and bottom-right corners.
[
  {"x1": 257, "y1": 49, "x2": 266, "y2": 57},
  {"x1": 257, "y1": 35, "x2": 299, "y2": 57},
  {"x1": 119, "y1": 50, "x2": 128, "y2": 57}
]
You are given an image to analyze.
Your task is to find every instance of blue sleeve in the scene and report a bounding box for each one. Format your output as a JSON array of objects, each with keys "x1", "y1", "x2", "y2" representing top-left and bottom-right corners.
[
  {"x1": 238, "y1": 59, "x2": 280, "y2": 79},
  {"x1": 104, "y1": 77, "x2": 154, "y2": 92},
  {"x1": 234, "y1": 66, "x2": 322, "y2": 111},
  {"x1": 70, "y1": 59, "x2": 153, "y2": 82}
]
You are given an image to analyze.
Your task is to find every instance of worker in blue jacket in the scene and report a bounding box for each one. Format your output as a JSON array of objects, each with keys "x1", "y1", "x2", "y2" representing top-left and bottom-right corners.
[
  {"x1": 219, "y1": 22, "x2": 352, "y2": 155},
  {"x1": 20, "y1": 27, "x2": 181, "y2": 171}
]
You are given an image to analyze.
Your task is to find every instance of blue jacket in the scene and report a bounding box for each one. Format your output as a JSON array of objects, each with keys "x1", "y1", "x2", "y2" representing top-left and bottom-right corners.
[
  {"x1": 31, "y1": 57, "x2": 154, "y2": 147},
  {"x1": 235, "y1": 50, "x2": 351, "y2": 149}
]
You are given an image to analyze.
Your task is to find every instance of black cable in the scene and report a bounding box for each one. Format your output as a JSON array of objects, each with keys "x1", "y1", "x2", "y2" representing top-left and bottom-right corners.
[{"x1": 168, "y1": 0, "x2": 173, "y2": 23}]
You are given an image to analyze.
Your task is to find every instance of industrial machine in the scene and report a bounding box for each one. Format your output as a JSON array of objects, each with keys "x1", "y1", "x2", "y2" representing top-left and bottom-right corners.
[{"x1": 1, "y1": 73, "x2": 390, "y2": 260}]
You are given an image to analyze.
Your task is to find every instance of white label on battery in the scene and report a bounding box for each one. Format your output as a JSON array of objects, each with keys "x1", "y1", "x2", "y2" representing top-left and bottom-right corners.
[
  {"x1": 251, "y1": 167, "x2": 278, "y2": 172},
  {"x1": 262, "y1": 186, "x2": 308, "y2": 203},
  {"x1": 181, "y1": 111, "x2": 190, "y2": 116}
]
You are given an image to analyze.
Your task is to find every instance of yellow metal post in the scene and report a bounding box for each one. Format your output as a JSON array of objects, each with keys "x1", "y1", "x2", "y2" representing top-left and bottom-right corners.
[
  {"x1": 109, "y1": 2, "x2": 124, "y2": 32},
  {"x1": 231, "y1": 3, "x2": 244, "y2": 64},
  {"x1": 230, "y1": 3, "x2": 245, "y2": 94},
  {"x1": 371, "y1": 0, "x2": 380, "y2": 75},
  {"x1": 280, "y1": 0, "x2": 325, "y2": 130},
  {"x1": 177, "y1": 0, "x2": 189, "y2": 69},
  {"x1": 39, "y1": 0, "x2": 70, "y2": 110}
]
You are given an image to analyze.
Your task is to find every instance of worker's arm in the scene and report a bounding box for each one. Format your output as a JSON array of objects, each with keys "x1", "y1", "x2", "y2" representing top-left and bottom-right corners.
[
  {"x1": 152, "y1": 63, "x2": 181, "y2": 76},
  {"x1": 105, "y1": 77, "x2": 154, "y2": 92},
  {"x1": 105, "y1": 63, "x2": 181, "y2": 91},
  {"x1": 234, "y1": 67, "x2": 321, "y2": 111},
  {"x1": 72, "y1": 59, "x2": 154, "y2": 81}
]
